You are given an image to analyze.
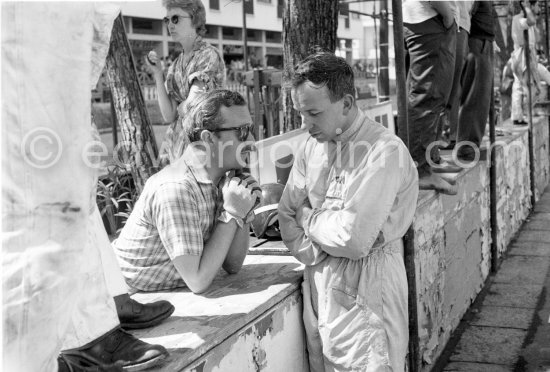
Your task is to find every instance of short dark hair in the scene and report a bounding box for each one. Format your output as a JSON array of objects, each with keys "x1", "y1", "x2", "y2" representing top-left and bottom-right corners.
[
  {"x1": 291, "y1": 51, "x2": 355, "y2": 102},
  {"x1": 182, "y1": 89, "x2": 247, "y2": 142}
]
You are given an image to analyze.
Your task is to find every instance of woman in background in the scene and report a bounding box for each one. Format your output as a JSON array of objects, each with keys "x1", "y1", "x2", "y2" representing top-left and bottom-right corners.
[{"x1": 146, "y1": 0, "x2": 226, "y2": 166}]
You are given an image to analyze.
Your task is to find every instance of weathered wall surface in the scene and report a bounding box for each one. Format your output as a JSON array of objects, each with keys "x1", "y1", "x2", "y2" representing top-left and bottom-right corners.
[
  {"x1": 414, "y1": 163, "x2": 491, "y2": 367},
  {"x1": 416, "y1": 118, "x2": 550, "y2": 371},
  {"x1": 493, "y1": 131, "x2": 531, "y2": 258},
  {"x1": 186, "y1": 291, "x2": 307, "y2": 372},
  {"x1": 534, "y1": 118, "x2": 550, "y2": 201}
]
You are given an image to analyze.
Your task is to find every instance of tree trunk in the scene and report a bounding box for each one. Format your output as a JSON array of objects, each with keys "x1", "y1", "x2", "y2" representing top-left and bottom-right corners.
[
  {"x1": 104, "y1": 14, "x2": 158, "y2": 194},
  {"x1": 282, "y1": 0, "x2": 339, "y2": 132},
  {"x1": 378, "y1": 0, "x2": 390, "y2": 103}
]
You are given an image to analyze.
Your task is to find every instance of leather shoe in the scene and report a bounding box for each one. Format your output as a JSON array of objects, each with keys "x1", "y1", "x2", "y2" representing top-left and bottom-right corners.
[
  {"x1": 61, "y1": 327, "x2": 168, "y2": 371},
  {"x1": 58, "y1": 353, "x2": 122, "y2": 372},
  {"x1": 114, "y1": 294, "x2": 175, "y2": 330}
]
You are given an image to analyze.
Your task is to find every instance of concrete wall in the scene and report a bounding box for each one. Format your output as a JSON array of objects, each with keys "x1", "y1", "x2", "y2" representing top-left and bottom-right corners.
[
  {"x1": 493, "y1": 131, "x2": 531, "y2": 258},
  {"x1": 416, "y1": 118, "x2": 550, "y2": 370},
  {"x1": 414, "y1": 161, "x2": 492, "y2": 366},
  {"x1": 534, "y1": 117, "x2": 550, "y2": 201},
  {"x1": 186, "y1": 291, "x2": 308, "y2": 372}
]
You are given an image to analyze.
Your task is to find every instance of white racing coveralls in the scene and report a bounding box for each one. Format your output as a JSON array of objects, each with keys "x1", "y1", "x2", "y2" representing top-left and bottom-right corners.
[{"x1": 279, "y1": 110, "x2": 419, "y2": 371}]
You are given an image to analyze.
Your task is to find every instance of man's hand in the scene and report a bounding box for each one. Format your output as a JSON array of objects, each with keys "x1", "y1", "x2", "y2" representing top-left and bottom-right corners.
[
  {"x1": 222, "y1": 176, "x2": 261, "y2": 220},
  {"x1": 442, "y1": 15, "x2": 454, "y2": 29},
  {"x1": 234, "y1": 173, "x2": 262, "y2": 209},
  {"x1": 430, "y1": 1, "x2": 454, "y2": 29}
]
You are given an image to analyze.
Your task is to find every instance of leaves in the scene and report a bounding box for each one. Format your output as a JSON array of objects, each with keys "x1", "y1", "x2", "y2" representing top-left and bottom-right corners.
[{"x1": 96, "y1": 164, "x2": 138, "y2": 234}]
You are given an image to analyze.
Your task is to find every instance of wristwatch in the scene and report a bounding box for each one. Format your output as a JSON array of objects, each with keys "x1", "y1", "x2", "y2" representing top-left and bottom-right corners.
[{"x1": 218, "y1": 210, "x2": 255, "y2": 229}]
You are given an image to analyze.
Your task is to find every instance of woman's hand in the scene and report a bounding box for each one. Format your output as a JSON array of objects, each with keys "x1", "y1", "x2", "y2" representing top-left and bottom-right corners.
[{"x1": 145, "y1": 51, "x2": 164, "y2": 80}]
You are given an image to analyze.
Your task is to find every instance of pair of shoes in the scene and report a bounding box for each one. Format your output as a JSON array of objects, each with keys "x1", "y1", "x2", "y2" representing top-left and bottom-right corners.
[
  {"x1": 58, "y1": 353, "x2": 122, "y2": 372},
  {"x1": 513, "y1": 119, "x2": 528, "y2": 125},
  {"x1": 419, "y1": 173, "x2": 458, "y2": 195},
  {"x1": 61, "y1": 327, "x2": 168, "y2": 371},
  {"x1": 431, "y1": 159, "x2": 463, "y2": 173},
  {"x1": 114, "y1": 294, "x2": 175, "y2": 330}
]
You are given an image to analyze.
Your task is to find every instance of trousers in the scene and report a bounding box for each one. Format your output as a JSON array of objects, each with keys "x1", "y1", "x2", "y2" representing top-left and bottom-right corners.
[
  {"x1": 404, "y1": 16, "x2": 456, "y2": 170},
  {"x1": 2, "y1": 3, "x2": 119, "y2": 371},
  {"x1": 457, "y1": 37, "x2": 494, "y2": 151}
]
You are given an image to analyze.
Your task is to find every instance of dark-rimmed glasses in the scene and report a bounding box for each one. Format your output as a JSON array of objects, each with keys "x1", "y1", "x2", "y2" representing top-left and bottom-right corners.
[
  {"x1": 208, "y1": 123, "x2": 255, "y2": 142},
  {"x1": 163, "y1": 15, "x2": 191, "y2": 26}
]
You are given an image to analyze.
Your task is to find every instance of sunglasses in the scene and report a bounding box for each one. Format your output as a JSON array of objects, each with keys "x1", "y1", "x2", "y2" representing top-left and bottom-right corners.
[
  {"x1": 163, "y1": 15, "x2": 191, "y2": 26},
  {"x1": 208, "y1": 123, "x2": 255, "y2": 142}
]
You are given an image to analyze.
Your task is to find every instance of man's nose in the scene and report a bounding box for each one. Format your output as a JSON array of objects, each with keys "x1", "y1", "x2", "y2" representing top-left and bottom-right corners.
[{"x1": 300, "y1": 114, "x2": 312, "y2": 129}]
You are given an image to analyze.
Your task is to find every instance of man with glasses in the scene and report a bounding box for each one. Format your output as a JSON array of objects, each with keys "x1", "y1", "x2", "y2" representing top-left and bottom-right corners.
[{"x1": 113, "y1": 90, "x2": 261, "y2": 293}]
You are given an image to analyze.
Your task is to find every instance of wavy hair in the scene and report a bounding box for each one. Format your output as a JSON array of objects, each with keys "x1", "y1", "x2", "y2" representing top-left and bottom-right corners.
[
  {"x1": 292, "y1": 50, "x2": 356, "y2": 102},
  {"x1": 162, "y1": 0, "x2": 207, "y2": 37},
  {"x1": 181, "y1": 89, "x2": 247, "y2": 142}
]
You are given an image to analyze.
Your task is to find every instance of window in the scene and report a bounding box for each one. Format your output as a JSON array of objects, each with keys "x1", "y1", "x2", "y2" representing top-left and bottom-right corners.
[
  {"x1": 244, "y1": 0, "x2": 254, "y2": 14},
  {"x1": 265, "y1": 31, "x2": 281, "y2": 43},
  {"x1": 247, "y1": 29, "x2": 261, "y2": 42},
  {"x1": 132, "y1": 17, "x2": 163, "y2": 35},
  {"x1": 339, "y1": 3, "x2": 350, "y2": 29},
  {"x1": 204, "y1": 25, "x2": 218, "y2": 39},
  {"x1": 210, "y1": 0, "x2": 219, "y2": 10},
  {"x1": 222, "y1": 27, "x2": 242, "y2": 41},
  {"x1": 338, "y1": 3, "x2": 349, "y2": 16},
  {"x1": 258, "y1": 0, "x2": 271, "y2": 3},
  {"x1": 277, "y1": 0, "x2": 284, "y2": 18}
]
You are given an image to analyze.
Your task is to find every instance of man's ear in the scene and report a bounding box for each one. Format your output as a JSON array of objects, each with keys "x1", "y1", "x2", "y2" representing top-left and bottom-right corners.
[
  {"x1": 342, "y1": 93, "x2": 355, "y2": 115},
  {"x1": 200, "y1": 129, "x2": 214, "y2": 144}
]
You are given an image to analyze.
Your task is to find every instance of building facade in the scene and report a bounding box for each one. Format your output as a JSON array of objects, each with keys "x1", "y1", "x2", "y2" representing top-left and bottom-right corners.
[{"x1": 116, "y1": 0, "x2": 369, "y2": 71}]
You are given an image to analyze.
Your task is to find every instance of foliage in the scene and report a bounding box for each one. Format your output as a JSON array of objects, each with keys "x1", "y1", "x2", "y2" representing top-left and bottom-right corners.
[{"x1": 96, "y1": 165, "x2": 138, "y2": 235}]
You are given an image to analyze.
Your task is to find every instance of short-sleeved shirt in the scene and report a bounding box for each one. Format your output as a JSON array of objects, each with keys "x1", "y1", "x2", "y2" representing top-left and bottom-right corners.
[
  {"x1": 165, "y1": 37, "x2": 226, "y2": 104},
  {"x1": 402, "y1": 0, "x2": 438, "y2": 24},
  {"x1": 160, "y1": 37, "x2": 226, "y2": 166},
  {"x1": 512, "y1": 13, "x2": 536, "y2": 49},
  {"x1": 113, "y1": 147, "x2": 222, "y2": 292},
  {"x1": 456, "y1": 1, "x2": 474, "y2": 32}
]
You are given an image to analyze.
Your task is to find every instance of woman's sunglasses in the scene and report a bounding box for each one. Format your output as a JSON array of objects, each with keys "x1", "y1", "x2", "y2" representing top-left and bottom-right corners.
[
  {"x1": 195, "y1": 123, "x2": 255, "y2": 142},
  {"x1": 163, "y1": 15, "x2": 191, "y2": 26}
]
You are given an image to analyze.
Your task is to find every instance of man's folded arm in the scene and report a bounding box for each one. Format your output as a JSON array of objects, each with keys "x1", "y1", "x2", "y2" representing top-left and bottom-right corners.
[
  {"x1": 278, "y1": 147, "x2": 328, "y2": 266},
  {"x1": 305, "y1": 143, "x2": 404, "y2": 260}
]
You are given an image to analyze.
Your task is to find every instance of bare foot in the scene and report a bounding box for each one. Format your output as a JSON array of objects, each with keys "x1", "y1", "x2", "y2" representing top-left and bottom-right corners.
[
  {"x1": 419, "y1": 173, "x2": 458, "y2": 195},
  {"x1": 431, "y1": 160, "x2": 463, "y2": 173},
  {"x1": 439, "y1": 173, "x2": 457, "y2": 185}
]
